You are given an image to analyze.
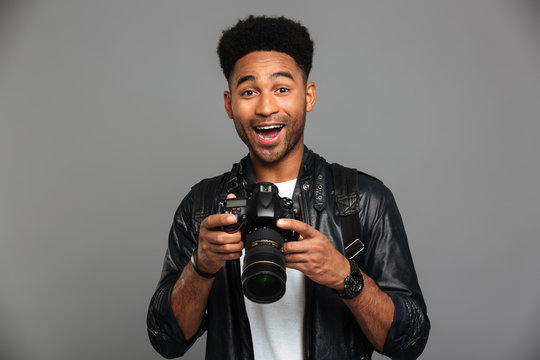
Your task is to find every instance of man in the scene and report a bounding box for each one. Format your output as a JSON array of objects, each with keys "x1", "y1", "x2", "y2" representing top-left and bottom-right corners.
[{"x1": 147, "y1": 15, "x2": 429, "y2": 360}]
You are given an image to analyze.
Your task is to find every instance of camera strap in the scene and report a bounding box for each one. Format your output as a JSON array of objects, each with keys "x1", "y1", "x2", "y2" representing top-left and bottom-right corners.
[{"x1": 331, "y1": 163, "x2": 365, "y2": 270}]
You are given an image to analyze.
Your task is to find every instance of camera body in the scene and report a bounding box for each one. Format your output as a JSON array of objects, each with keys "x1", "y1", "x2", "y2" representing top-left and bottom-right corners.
[{"x1": 217, "y1": 182, "x2": 299, "y2": 304}]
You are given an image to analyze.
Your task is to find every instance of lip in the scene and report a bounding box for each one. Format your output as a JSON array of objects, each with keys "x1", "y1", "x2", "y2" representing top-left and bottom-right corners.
[{"x1": 252, "y1": 123, "x2": 284, "y2": 146}]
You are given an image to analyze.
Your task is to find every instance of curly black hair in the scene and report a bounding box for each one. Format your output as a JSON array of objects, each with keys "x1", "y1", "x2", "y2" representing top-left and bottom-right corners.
[{"x1": 217, "y1": 15, "x2": 314, "y2": 83}]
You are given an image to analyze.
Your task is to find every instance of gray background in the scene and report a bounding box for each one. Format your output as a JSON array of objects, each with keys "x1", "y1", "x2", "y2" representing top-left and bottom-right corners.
[{"x1": 1, "y1": 1, "x2": 539, "y2": 359}]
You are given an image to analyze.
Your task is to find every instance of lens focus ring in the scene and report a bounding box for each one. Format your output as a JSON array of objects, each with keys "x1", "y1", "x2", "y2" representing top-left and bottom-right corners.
[{"x1": 245, "y1": 227, "x2": 284, "y2": 248}]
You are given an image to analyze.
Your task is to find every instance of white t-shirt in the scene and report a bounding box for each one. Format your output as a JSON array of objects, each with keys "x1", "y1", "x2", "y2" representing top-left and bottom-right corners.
[{"x1": 240, "y1": 179, "x2": 305, "y2": 360}]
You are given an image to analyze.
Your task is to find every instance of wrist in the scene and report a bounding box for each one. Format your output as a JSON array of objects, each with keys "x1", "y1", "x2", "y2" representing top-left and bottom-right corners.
[
  {"x1": 333, "y1": 258, "x2": 364, "y2": 299},
  {"x1": 191, "y1": 252, "x2": 219, "y2": 279},
  {"x1": 331, "y1": 256, "x2": 351, "y2": 292}
]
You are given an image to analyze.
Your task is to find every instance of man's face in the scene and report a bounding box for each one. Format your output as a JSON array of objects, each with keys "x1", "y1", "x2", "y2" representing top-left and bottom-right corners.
[{"x1": 224, "y1": 51, "x2": 316, "y2": 166}]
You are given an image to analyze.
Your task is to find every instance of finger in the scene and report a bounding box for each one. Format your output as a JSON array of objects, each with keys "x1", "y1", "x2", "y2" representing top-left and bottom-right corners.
[
  {"x1": 212, "y1": 251, "x2": 243, "y2": 261},
  {"x1": 283, "y1": 239, "x2": 309, "y2": 254},
  {"x1": 284, "y1": 252, "x2": 308, "y2": 263},
  {"x1": 205, "y1": 230, "x2": 242, "y2": 246},
  {"x1": 199, "y1": 234, "x2": 243, "y2": 257},
  {"x1": 226, "y1": 193, "x2": 237, "y2": 199},
  {"x1": 276, "y1": 218, "x2": 317, "y2": 238},
  {"x1": 206, "y1": 241, "x2": 245, "y2": 254},
  {"x1": 203, "y1": 213, "x2": 238, "y2": 229},
  {"x1": 284, "y1": 261, "x2": 306, "y2": 273}
]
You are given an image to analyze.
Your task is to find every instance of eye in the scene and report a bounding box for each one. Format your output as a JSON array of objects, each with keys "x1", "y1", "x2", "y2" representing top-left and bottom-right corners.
[
  {"x1": 241, "y1": 90, "x2": 255, "y2": 96},
  {"x1": 277, "y1": 87, "x2": 289, "y2": 93}
]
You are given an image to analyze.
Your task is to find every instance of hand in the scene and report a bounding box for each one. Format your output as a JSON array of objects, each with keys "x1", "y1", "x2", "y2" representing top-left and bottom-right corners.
[
  {"x1": 277, "y1": 218, "x2": 350, "y2": 290},
  {"x1": 196, "y1": 194, "x2": 243, "y2": 274}
]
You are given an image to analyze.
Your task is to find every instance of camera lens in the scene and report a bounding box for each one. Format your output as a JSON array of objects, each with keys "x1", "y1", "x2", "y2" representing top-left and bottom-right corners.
[{"x1": 242, "y1": 228, "x2": 286, "y2": 304}]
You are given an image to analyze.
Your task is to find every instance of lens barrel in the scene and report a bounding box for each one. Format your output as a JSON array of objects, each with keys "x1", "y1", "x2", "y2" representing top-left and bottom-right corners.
[{"x1": 242, "y1": 227, "x2": 287, "y2": 304}]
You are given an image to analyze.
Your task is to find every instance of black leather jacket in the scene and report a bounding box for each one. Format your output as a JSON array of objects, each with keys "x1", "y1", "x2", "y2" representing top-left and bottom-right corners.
[{"x1": 147, "y1": 148, "x2": 430, "y2": 359}]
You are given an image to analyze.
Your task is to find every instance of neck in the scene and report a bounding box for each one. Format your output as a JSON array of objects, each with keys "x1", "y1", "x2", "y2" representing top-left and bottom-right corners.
[{"x1": 251, "y1": 144, "x2": 304, "y2": 184}]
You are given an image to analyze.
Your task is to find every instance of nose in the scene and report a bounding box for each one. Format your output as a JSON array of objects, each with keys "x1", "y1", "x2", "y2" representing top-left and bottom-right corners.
[{"x1": 255, "y1": 92, "x2": 279, "y2": 117}]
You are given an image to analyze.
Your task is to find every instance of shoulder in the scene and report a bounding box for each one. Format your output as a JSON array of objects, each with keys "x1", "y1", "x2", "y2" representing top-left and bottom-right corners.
[
  {"x1": 356, "y1": 170, "x2": 391, "y2": 199},
  {"x1": 174, "y1": 165, "x2": 239, "y2": 224},
  {"x1": 190, "y1": 154, "x2": 249, "y2": 196},
  {"x1": 326, "y1": 160, "x2": 395, "y2": 212},
  {"x1": 326, "y1": 160, "x2": 387, "y2": 195},
  {"x1": 191, "y1": 172, "x2": 228, "y2": 194},
  {"x1": 308, "y1": 149, "x2": 394, "y2": 203}
]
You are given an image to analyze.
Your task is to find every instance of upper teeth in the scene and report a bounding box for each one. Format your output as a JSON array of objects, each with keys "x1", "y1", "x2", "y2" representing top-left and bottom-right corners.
[{"x1": 256, "y1": 125, "x2": 283, "y2": 130}]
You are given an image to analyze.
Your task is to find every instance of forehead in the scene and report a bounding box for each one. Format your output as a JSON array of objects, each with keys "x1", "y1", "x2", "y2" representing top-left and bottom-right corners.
[{"x1": 229, "y1": 51, "x2": 304, "y2": 85}]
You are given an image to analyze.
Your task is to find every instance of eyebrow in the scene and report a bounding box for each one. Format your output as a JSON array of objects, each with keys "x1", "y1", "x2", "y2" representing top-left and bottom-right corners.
[
  {"x1": 271, "y1": 71, "x2": 294, "y2": 81},
  {"x1": 236, "y1": 75, "x2": 256, "y2": 87},
  {"x1": 235, "y1": 71, "x2": 295, "y2": 87}
]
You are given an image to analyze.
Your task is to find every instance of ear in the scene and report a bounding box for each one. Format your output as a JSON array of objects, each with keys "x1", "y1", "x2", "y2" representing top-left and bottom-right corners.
[
  {"x1": 305, "y1": 82, "x2": 316, "y2": 112},
  {"x1": 224, "y1": 91, "x2": 233, "y2": 119}
]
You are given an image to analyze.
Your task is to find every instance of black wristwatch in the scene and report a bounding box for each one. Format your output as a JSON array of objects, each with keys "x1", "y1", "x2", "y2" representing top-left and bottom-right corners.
[{"x1": 336, "y1": 258, "x2": 364, "y2": 299}]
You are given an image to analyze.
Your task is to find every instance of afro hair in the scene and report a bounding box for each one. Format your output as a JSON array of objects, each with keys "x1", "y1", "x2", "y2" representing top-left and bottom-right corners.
[{"x1": 217, "y1": 15, "x2": 314, "y2": 82}]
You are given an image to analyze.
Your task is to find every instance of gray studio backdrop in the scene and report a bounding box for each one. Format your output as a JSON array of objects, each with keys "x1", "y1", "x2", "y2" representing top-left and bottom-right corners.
[{"x1": 1, "y1": 1, "x2": 539, "y2": 359}]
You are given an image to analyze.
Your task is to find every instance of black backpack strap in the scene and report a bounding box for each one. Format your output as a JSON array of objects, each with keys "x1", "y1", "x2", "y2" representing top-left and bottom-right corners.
[
  {"x1": 192, "y1": 173, "x2": 226, "y2": 235},
  {"x1": 331, "y1": 163, "x2": 365, "y2": 269}
]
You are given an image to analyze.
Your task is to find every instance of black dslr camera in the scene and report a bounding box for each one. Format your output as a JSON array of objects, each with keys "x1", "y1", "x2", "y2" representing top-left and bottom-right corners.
[{"x1": 218, "y1": 182, "x2": 299, "y2": 304}]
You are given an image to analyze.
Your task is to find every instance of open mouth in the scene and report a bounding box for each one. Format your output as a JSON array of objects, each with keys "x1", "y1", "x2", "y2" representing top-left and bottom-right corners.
[{"x1": 254, "y1": 124, "x2": 284, "y2": 139}]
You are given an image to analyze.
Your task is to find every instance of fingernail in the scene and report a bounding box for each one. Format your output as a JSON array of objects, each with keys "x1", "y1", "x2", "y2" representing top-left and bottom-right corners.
[
  {"x1": 277, "y1": 219, "x2": 285, "y2": 226},
  {"x1": 228, "y1": 215, "x2": 237, "y2": 223}
]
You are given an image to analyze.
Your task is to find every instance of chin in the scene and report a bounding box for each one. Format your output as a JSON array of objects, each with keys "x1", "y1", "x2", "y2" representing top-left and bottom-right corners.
[{"x1": 251, "y1": 147, "x2": 286, "y2": 164}]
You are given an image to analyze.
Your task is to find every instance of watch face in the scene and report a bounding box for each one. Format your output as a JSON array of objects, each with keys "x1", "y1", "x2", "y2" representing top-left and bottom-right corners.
[
  {"x1": 346, "y1": 274, "x2": 363, "y2": 293},
  {"x1": 343, "y1": 260, "x2": 364, "y2": 299}
]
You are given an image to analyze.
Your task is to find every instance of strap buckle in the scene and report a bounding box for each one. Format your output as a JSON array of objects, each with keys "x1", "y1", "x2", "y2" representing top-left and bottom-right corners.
[{"x1": 345, "y1": 238, "x2": 365, "y2": 260}]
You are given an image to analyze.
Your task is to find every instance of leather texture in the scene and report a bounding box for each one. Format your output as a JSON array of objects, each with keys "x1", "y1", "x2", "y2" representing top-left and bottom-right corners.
[{"x1": 147, "y1": 148, "x2": 430, "y2": 359}]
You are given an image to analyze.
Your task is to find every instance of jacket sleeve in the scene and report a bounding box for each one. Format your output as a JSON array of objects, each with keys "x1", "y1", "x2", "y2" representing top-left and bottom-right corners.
[
  {"x1": 146, "y1": 190, "x2": 207, "y2": 359},
  {"x1": 362, "y1": 183, "x2": 430, "y2": 360}
]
